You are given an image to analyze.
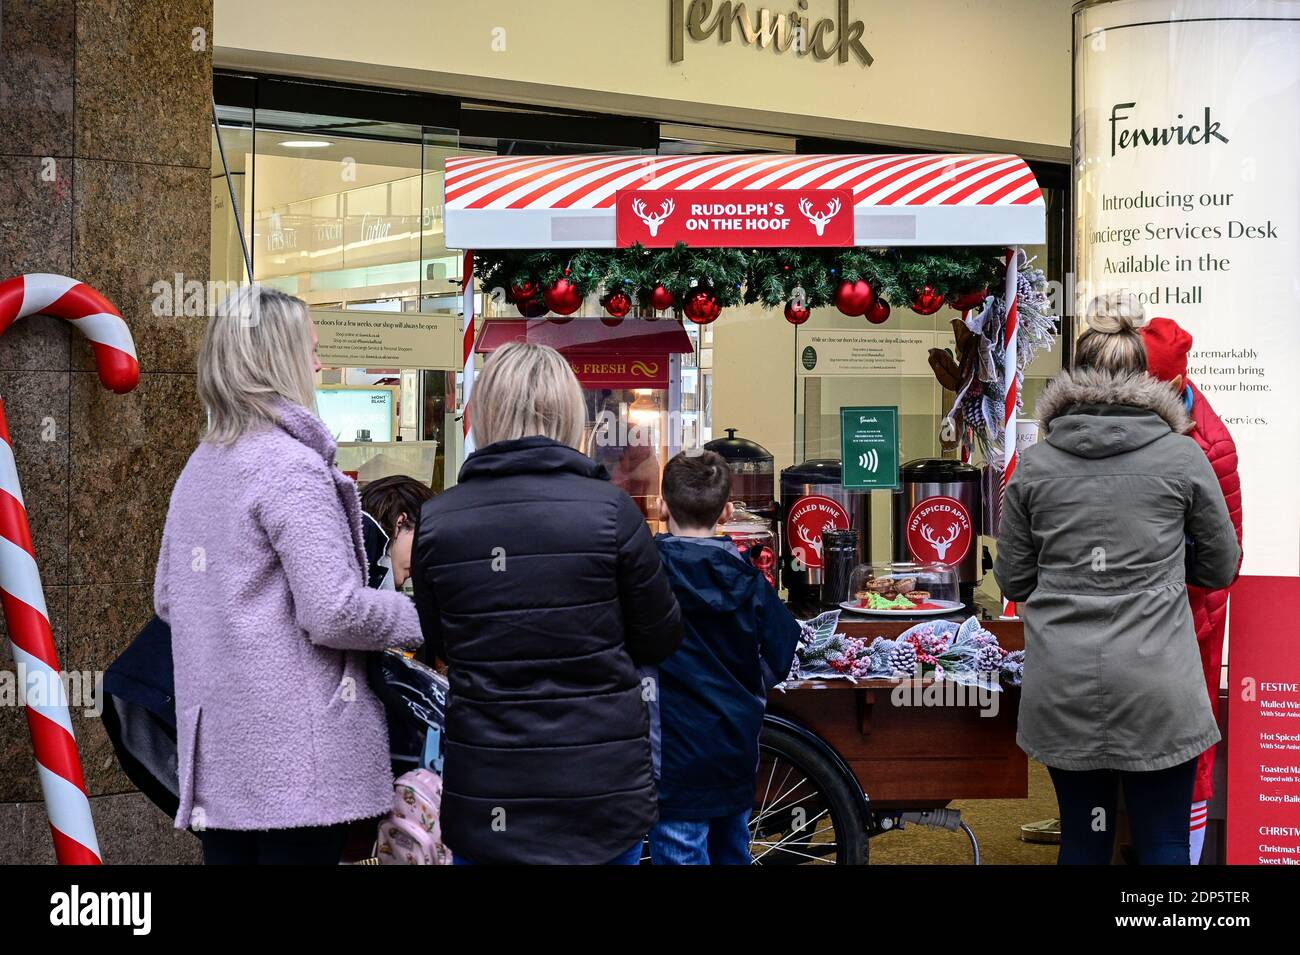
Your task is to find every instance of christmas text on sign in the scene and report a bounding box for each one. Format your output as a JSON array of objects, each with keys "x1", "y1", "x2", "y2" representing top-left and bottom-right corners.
[{"x1": 669, "y1": 0, "x2": 872, "y2": 67}]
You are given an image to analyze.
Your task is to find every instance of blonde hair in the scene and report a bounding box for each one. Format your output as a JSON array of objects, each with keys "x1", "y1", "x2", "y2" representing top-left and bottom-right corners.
[
  {"x1": 197, "y1": 285, "x2": 318, "y2": 444},
  {"x1": 471, "y1": 342, "x2": 586, "y2": 450},
  {"x1": 1076, "y1": 292, "x2": 1148, "y2": 375}
]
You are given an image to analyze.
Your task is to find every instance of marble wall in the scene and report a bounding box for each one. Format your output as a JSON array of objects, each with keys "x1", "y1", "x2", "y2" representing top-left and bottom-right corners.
[{"x1": 0, "y1": 0, "x2": 212, "y2": 863}]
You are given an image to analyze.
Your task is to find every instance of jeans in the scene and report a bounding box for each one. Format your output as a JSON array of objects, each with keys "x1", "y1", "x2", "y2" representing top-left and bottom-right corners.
[
  {"x1": 199, "y1": 822, "x2": 350, "y2": 865},
  {"x1": 452, "y1": 840, "x2": 644, "y2": 866},
  {"x1": 648, "y1": 810, "x2": 752, "y2": 865},
  {"x1": 1048, "y1": 758, "x2": 1197, "y2": 865}
]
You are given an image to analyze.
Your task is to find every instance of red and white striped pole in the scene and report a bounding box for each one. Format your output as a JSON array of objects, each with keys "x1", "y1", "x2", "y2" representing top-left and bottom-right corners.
[
  {"x1": 959, "y1": 308, "x2": 973, "y2": 465},
  {"x1": 1000, "y1": 250, "x2": 1019, "y2": 618},
  {"x1": 461, "y1": 250, "x2": 476, "y2": 455},
  {"x1": 0, "y1": 273, "x2": 140, "y2": 865}
]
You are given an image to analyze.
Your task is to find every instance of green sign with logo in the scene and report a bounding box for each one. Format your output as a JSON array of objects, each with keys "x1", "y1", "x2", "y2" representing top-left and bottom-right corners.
[{"x1": 840, "y1": 406, "x2": 899, "y2": 490}]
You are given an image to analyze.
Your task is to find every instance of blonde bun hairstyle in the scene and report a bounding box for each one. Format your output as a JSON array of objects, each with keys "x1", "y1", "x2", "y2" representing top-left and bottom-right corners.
[
  {"x1": 1076, "y1": 292, "x2": 1148, "y2": 374},
  {"x1": 1086, "y1": 292, "x2": 1145, "y2": 334}
]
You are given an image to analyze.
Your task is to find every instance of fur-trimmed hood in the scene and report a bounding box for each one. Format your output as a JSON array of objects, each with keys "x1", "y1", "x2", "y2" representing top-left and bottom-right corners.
[
  {"x1": 1037, "y1": 368, "x2": 1192, "y2": 432},
  {"x1": 1036, "y1": 368, "x2": 1192, "y2": 460}
]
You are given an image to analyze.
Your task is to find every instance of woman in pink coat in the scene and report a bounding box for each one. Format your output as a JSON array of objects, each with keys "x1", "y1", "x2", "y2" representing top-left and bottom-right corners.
[
  {"x1": 1141, "y1": 317, "x2": 1244, "y2": 864},
  {"x1": 155, "y1": 286, "x2": 422, "y2": 864}
]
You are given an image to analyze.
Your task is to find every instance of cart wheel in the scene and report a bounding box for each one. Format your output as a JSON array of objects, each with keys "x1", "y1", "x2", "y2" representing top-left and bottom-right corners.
[{"x1": 750, "y1": 723, "x2": 868, "y2": 865}]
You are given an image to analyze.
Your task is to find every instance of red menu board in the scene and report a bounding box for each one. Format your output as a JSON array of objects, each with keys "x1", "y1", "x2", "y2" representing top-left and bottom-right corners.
[{"x1": 1226, "y1": 575, "x2": 1300, "y2": 865}]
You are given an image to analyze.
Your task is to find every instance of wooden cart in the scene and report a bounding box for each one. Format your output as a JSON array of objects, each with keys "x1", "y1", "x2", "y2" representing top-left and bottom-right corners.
[{"x1": 751, "y1": 618, "x2": 1026, "y2": 865}]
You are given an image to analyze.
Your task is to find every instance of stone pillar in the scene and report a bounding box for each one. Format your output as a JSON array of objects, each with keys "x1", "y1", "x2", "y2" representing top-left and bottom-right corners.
[{"x1": 0, "y1": 0, "x2": 212, "y2": 863}]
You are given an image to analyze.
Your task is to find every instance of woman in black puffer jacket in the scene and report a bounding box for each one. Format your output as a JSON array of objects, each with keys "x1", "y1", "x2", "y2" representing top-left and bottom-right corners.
[{"x1": 411, "y1": 342, "x2": 682, "y2": 864}]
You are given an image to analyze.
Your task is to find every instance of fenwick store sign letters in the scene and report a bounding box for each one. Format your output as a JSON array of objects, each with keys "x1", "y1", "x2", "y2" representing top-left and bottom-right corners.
[
  {"x1": 669, "y1": 0, "x2": 874, "y2": 68},
  {"x1": 616, "y1": 189, "x2": 853, "y2": 246}
]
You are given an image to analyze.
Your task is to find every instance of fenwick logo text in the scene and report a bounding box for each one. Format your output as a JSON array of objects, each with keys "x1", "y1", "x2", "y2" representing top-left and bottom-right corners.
[
  {"x1": 669, "y1": 0, "x2": 872, "y2": 67},
  {"x1": 1109, "y1": 102, "x2": 1229, "y2": 156}
]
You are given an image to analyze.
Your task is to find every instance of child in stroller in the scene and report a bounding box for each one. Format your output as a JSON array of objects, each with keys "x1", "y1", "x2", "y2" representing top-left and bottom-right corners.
[{"x1": 360, "y1": 476, "x2": 447, "y2": 773}]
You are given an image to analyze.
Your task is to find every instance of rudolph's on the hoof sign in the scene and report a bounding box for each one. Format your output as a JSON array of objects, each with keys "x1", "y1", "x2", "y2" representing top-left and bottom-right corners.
[{"x1": 615, "y1": 188, "x2": 853, "y2": 247}]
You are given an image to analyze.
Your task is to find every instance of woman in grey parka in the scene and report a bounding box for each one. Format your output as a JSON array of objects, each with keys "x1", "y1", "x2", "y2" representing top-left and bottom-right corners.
[{"x1": 995, "y1": 298, "x2": 1239, "y2": 865}]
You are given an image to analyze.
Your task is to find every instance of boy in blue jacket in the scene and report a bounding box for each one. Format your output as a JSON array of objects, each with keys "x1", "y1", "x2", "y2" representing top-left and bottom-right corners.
[{"x1": 648, "y1": 450, "x2": 801, "y2": 865}]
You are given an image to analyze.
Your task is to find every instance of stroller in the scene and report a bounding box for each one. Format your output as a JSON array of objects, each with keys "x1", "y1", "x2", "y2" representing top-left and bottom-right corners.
[
  {"x1": 103, "y1": 619, "x2": 448, "y2": 823},
  {"x1": 366, "y1": 649, "x2": 448, "y2": 775}
]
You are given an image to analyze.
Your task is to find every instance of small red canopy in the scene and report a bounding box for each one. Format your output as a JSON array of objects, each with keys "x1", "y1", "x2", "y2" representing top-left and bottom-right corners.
[
  {"x1": 475, "y1": 317, "x2": 693, "y2": 389},
  {"x1": 474, "y1": 317, "x2": 693, "y2": 355}
]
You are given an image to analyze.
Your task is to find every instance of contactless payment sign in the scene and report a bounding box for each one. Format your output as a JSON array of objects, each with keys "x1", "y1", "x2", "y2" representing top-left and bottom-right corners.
[
  {"x1": 786, "y1": 494, "x2": 850, "y2": 571},
  {"x1": 905, "y1": 496, "x2": 973, "y2": 565},
  {"x1": 840, "y1": 406, "x2": 899, "y2": 490},
  {"x1": 615, "y1": 188, "x2": 853, "y2": 247}
]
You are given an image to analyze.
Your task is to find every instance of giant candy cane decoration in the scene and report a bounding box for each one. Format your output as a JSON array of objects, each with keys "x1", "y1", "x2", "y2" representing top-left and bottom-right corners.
[{"x1": 0, "y1": 274, "x2": 140, "y2": 865}]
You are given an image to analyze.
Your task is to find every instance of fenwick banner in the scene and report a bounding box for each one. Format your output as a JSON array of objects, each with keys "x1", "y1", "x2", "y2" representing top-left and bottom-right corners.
[
  {"x1": 1073, "y1": 0, "x2": 1300, "y2": 576},
  {"x1": 615, "y1": 188, "x2": 853, "y2": 247}
]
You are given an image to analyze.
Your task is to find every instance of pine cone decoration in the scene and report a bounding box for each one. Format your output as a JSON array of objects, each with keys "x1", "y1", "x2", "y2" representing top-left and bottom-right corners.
[
  {"x1": 975, "y1": 644, "x2": 1003, "y2": 674},
  {"x1": 887, "y1": 641, "x2": 917, "y2": 677},
  {"x1": 961, "y1": 384, "x2": 986, "y2": 431}
]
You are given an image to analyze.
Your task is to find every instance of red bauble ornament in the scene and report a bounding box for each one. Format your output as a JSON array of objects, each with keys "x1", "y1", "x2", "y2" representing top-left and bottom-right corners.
[
  {"x1": 834, "y1": 279, "x2": 875, "y2": 317},
  {"x1": 648, "y1": 284, "x2": 676, "y2": 312},
  {"x1": 910, "y1": 286, "x2": 946, "y2": 315},
  {"x1": 948, "y1": 288, "x2": 988, "y2": 312},
  {"x1": 603, "y1": 290, "x2": 632, "y2": 319},
  {"x1": 784, "y1": 301, "x2": 811, "y2": 325},
  {"x1": 543, "y1": 278, "x2": 583, "y2": 315},
  {"x1": 865, "y1": 299, "x2": 891, "y2": 324},
  {"x1": 683, "y1": 288, "x2": 720, "y2": 325},
  {"x1": 508, "y1": 279, "x2": 538, "y2": 303},
  {"x1": 515, "y1": 299, "x2": 546, "y2": 318}
]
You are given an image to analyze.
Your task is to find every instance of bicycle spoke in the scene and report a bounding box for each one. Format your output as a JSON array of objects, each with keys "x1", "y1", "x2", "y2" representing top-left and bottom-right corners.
[
  {"x1": 751, "y1": 808, "x2": 830, "y2": 863},
  {"x1": 751, "y1": 843, "x2": 837, "y2": 864},
  {"x1": 751, "y1": 774, "x2": 813, "y2": 827}
]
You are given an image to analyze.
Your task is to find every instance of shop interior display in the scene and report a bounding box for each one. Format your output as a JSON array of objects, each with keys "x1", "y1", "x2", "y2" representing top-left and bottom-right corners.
[{"x1": 843, "y1": 561, "x2": 961, "y2": 616}]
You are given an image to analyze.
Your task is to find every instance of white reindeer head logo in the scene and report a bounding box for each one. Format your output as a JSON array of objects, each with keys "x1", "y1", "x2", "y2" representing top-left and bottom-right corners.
[
  {"x1": 798, "y1": 197, "x2": 841, "y2": 236},
  {"x1": 920, "y1": 522, "x2": 961, "y2": 561},
  {"x1": 632, "y1": 198, "x2": 675, "y2": 237},
  {"x1": 796, "y1": 521, "x2": 828, "y2": 562}
]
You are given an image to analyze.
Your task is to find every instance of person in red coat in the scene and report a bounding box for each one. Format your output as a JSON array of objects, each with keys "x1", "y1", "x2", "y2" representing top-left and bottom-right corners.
[{"x1": 1140, "y1": 317, "x2": 1244, "y2": 864}]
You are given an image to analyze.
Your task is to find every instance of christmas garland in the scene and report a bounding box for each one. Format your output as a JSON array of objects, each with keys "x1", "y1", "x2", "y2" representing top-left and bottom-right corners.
[
  {"x1": 474, "y1": 243, "x2": 1055, "y2": 459},
  {"x1": 788, "y1": 611, "x2": 1024, "y2": 688},
  {"x1": 474, "y1": 243, "x2": 1006, "y2": 315},
  {"x1": 929, "y1": 256, "x2": 1058, "y2": 460}
]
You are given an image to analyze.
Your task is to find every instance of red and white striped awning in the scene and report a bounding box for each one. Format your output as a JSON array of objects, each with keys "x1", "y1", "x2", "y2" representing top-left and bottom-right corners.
[{"x1": 444, "y1": 153, "x2": 1045, "y2": 249}]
